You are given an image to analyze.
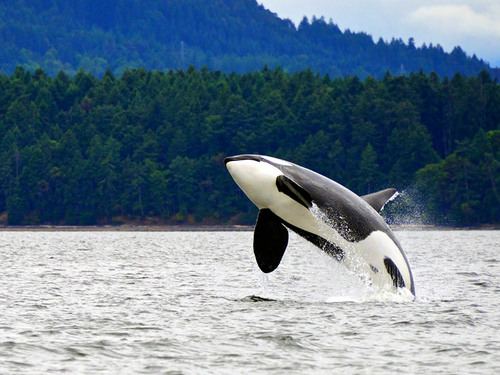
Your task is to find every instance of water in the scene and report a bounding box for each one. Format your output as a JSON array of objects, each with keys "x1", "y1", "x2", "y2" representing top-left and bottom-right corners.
[{"x1": 0, "y1": 230, "x2": 499, "y2": 374}]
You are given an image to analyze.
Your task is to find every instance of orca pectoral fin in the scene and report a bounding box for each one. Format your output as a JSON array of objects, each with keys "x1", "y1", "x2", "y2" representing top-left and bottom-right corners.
[
  {"x1": 361, "y1": 188, "x2": 398, "y2": 212},
  {"x1": 253, "y1": 209, "x2": 289, "y2": 273}
]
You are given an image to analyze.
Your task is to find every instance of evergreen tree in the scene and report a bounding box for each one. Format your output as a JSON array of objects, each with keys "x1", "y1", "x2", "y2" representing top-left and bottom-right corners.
[{"x1": 0, "y1": 66, "x2": 498, "y2": 226}]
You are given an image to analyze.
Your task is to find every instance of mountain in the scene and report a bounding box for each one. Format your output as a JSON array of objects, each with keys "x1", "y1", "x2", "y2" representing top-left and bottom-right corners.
[{"x1": 0, "y1": 0, "x2": 494, "y2": 78}]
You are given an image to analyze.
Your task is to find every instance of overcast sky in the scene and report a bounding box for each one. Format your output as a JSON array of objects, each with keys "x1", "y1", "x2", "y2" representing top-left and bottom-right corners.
[{"x1": 258, "y1": 0, "x2": 500, "y2": 67}]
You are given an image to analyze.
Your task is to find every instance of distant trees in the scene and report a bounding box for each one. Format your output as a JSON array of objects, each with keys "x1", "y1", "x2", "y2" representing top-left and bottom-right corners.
[
  {"x1": 0, "y1": 0, "x2": 494, "y2": 79},
  {"x1": 0, "y1": 66, "x2": 498, "y2": 226},
  {"x1": 417, "y1": 129, "x2": 500, "y2": 224}
]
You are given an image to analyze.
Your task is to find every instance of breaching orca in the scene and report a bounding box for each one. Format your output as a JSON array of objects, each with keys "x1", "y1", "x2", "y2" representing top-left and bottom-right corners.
[{"x1": 225, "y1": 154, "x2": 415, "y2": 295}]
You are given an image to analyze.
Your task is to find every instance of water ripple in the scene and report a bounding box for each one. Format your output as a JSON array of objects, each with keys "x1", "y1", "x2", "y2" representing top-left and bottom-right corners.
[{"x1": 0, "y1": 230, "x2": 498, "y2": 374}]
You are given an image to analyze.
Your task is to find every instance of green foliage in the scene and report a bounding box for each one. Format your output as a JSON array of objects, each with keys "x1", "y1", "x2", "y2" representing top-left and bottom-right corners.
[
  {"x1": 0, "y1": 66, "x2": 498, "y2": 226},
  {"x1": 416, "y1": 129, "x2": 500, "y2": 225},
  {"x1": 0, "y1": 0, "x2": 494, "y2": 79}
]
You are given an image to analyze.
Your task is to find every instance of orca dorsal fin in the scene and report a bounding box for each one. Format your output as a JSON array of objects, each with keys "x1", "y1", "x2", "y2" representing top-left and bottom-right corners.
[
  {"x1": 361, "y1": 188, "x2": 398, "y2": 212},
  {"x1": 253, "y1": 209, "x2": 289, "y2": 273}
]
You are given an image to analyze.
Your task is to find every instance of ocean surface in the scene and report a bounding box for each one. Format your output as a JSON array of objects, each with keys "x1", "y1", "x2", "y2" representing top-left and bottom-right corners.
[{"x1": 0, "y1": 230, "x2": 499, "y2": 374}]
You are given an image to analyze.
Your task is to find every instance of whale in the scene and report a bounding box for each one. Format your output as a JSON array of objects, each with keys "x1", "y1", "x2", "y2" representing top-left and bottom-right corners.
[{"x1": 225, "y1": 154, "x2": 415, "y2": 295}]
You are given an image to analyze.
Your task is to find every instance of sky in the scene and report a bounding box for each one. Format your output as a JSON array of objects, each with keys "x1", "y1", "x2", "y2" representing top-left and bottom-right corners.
[{"x1": 258, "y1": 0, "x2": 500, "y2": 67}]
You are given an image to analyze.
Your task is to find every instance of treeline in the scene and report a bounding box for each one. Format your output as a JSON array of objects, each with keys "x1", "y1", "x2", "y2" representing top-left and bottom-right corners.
[
  {"x1": 0, "y1": 0, "x2": 493, "y2": 79},
  {"x1": 0, "y1": 66, "x2": 499, "y2": 226}
]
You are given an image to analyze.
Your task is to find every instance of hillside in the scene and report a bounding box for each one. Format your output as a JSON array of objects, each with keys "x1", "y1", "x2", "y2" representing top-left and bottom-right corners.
[
  {"x1": 0, "y1": 0, "x2": 493, "y2": 78},
  {"x1": 0, "y1": 67, "x2": 498, "y2": 226}
]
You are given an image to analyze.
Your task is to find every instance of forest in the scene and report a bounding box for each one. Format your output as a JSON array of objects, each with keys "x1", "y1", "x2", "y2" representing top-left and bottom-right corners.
[
  {"x1": 0, "y1": 0, "x2": 495, "y2": 79},
  {"x1": 0, "y1": 66, "x2": 498, "y2": 226}
]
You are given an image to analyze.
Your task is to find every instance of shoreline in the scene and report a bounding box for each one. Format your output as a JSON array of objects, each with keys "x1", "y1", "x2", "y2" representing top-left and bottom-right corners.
[
  {"x1": 0, "y1": 224, "x2": 255, "y2": 232},
  {"x1": 0, "y1": 224, "x2": 498, "y2": 232}
]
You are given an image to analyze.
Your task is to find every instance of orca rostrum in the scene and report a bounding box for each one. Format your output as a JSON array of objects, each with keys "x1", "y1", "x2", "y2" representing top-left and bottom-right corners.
[{"x1": 225, "y1": 154, "x2": 415, "y2": 295}]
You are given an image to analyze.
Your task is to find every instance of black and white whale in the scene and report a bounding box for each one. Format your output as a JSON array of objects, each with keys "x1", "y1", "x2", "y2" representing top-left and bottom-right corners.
[{"x1": 225, "y1": 154, "x2": 415, "y2": 295}]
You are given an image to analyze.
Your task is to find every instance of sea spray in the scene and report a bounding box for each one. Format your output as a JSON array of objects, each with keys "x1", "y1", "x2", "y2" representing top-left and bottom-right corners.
[
  {"x1": 381, "y1": 186, "x2": 446, "y2": 226},
  {"x1": 309, "y1": 202, "x2": 415, "y2": 302}
]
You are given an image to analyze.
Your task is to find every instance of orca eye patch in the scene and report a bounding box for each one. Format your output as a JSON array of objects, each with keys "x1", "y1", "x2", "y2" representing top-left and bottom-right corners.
[{"x1": 276, "y1": 175, "x2": 312, "y2": 209}]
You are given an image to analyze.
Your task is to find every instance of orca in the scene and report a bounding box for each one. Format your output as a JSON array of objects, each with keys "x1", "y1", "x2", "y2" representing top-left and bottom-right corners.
[{"x1": 225, "y1": 154, "x2": 415, "y2": 295}]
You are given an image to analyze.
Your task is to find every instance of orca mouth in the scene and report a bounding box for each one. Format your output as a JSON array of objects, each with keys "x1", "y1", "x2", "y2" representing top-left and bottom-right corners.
[{"x1": 224, "y1": 155, "x2": 262, "y2": 165}]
